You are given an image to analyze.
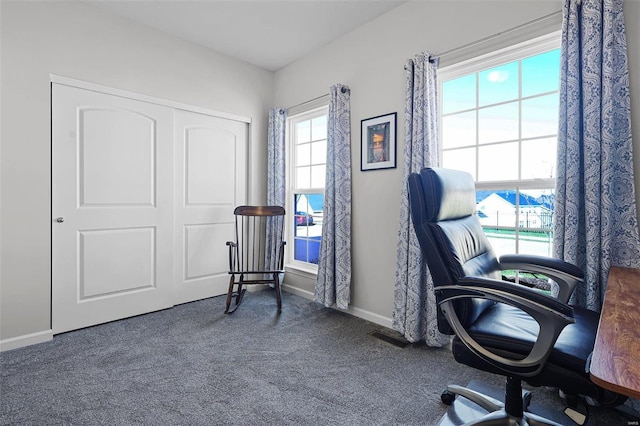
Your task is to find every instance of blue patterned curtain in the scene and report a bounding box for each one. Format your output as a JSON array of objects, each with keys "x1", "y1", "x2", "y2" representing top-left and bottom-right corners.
[
  {"x1": 267, "y1": 108, "x2": 286, "y2": 207},
  {"x1": 554, "y1": 0, "x2": 640, "y2": 310},
  {"x1": 266, "y1": 108, "x2": 286, "y2": 270},
  {"x1": 315, "y1": 84, "x2": 351, "y2": 309},
  {"x1": 393, "y1": 53, "x2": 449, "y2": 346}
]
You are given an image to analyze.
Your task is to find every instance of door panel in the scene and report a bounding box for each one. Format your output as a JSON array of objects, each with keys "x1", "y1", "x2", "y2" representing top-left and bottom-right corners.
[
  {"x1": 79, "y1": 227, "x2": 156, "y2": 298},
  {"x1": 80, "y1": 108, "x2": 156, "y2": 206},
  {"x1": 52, "y1": 84, "x2": 173, "y2": 334},
  {"x1": 174, "y1": 110, "x2": 247, "y2": 305},
  {"x1": 186, "y1": 127, "x2": 237, "y2": 205},
  {"x1": 184, "y1": 223, "x2": 233, "y2": 280}
]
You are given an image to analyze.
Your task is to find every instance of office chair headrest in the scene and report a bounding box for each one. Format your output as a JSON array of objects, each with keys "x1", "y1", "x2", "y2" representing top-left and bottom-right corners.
[{"x1": 420, "y1": 167, "x2": 477, "y2": 221}]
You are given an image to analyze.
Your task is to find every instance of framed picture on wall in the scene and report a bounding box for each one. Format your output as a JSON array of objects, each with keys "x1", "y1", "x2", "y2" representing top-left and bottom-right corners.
[{"x1": 361, "y1": 112, "x2": 397, "y2": 171}]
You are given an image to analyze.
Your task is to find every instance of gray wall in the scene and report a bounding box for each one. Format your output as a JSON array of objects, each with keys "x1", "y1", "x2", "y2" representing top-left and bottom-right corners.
[
  {"x1": 274, "y1": 1, "x2": 640, "y2": 327},
  {"x1": 0, "y1": 1, "x2": 274, "y2": 345}
]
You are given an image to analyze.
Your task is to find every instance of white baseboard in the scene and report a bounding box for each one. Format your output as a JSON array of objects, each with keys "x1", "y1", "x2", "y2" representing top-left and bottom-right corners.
[
  {"x1": 0, "y1": 329, "x2": 53, "y2": 352},
  {"x1": 281, "y1": 283, "x2": 315, "y2": 299},
  {"x1": 1, "y1": 289, "x2": 394, "y2": 352},
  {"x1": 347, "y1": 304, "x2": 393, "y2": 329},
  {"x1": 282, "y1": 285, "x2": 393, "y2": 329}
]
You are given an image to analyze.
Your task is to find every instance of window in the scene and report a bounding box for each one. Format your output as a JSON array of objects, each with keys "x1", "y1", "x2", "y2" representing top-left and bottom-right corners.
[
  {"x1": 439, "y1": 33, "x2": 560, "y2": 265},
  {"x1": 287, "y1": 106, "x2": 328, "y2": 270}
]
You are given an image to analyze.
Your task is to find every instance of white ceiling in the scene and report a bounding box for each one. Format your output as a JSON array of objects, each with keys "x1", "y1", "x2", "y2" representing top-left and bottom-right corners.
[{"x1": 87, "y1": 0, "x2": 406, "y2": 71}]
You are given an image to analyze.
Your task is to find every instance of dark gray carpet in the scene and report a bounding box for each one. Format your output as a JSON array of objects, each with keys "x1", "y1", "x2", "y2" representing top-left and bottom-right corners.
[{"x1": 0, "y1": 288, "x2": 630, "y2": 425}]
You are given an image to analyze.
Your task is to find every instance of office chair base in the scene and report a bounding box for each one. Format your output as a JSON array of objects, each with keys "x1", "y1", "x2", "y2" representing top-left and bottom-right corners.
[
  {"x1": 563, "y1": 407, "x2": 587, "y2": 425},
  {"x1": 442, "y1": 382, "x2": 564, "y2": 426},
  {"x1": 444, "y1": 385, "x2": 508, "y2": 412},
  {"x1": 444, "y1": 384, "x2": 531, "y2": 414},
  {"x1": 469, "y1": 408, "x2": 566, "y2": 426}
]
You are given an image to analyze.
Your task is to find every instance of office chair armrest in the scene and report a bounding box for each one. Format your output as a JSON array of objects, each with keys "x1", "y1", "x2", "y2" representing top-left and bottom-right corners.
[
  {"x1": 437, "y1": 277, "x2": 575, "y2": 377},
  {"x1": 460, "y1": 276, "x2": 574, "y2": 317},
  {"x1": 498, "y1": 254, "x2": 583, "y2": 303},
  {"x1": 226, "y1": 241, "x2": 237, "y2": 272}
]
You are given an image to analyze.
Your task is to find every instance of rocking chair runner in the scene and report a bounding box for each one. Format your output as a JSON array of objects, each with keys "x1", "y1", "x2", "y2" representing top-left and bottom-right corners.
[{"x1": 225, "y1": 205, "x2": 286, "y2": 314}]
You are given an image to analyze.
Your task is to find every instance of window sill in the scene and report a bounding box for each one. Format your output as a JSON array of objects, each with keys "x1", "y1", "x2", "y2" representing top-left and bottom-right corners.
[{"x1": 285, "y1": 264, "x2": 318, "y2": 279}]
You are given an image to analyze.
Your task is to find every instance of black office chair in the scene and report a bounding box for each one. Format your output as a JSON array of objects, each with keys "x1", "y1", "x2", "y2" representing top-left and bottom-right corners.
[{"x1": 407, "y1": 167, "x2": 626, "y2": 425}]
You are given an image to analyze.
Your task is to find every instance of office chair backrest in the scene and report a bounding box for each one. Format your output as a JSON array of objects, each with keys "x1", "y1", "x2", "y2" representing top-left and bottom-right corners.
[{"x1": 408, "y1": 167, "x2": 500, "y2": 333}]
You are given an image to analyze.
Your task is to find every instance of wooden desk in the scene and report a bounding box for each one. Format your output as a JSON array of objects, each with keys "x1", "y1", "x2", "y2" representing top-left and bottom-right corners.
[{"x1": 590, "y1": 266, "x2": 640, "y2": 399}]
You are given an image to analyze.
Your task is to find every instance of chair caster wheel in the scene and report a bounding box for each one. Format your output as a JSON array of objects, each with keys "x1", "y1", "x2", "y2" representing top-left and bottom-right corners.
[{"x1": 441, "y1": 390, "x2": 456, "y2": 405}]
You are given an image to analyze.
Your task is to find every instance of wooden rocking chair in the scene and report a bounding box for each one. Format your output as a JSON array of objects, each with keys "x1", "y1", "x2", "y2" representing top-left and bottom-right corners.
[{"x1": 225, "y1": 205, "x2": 286, "y2": 314}]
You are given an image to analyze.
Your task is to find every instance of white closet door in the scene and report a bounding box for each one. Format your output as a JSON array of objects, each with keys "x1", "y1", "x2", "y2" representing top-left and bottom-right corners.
[
  {"x1": 173, "y1": 109, "x2": 248, "y2": 305},
  {"x1": 52, "y1": 84, "x2": 174, "y2": 334}
]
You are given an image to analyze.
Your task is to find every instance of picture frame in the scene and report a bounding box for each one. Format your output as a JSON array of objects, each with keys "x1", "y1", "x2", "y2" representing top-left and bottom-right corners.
[{"x1": 361, "y1": 112, "x2": 397, "y2": 171}]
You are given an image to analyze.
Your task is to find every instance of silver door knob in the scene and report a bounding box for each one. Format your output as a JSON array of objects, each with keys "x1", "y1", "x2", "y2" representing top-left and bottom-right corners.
[{"x1": 56, "y1": 217, "x2": 65, "y2": 223}]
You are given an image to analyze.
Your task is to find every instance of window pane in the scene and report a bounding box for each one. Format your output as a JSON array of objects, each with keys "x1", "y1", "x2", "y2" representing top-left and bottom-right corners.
[
  {"x1": 294, "y1": 222, "x2": 309, "y2": 237},
  {"x1": 443, "y1": 147, "x2": 476, "y2": 179},
  {"x1": 296, "y1": 166, "x2": 310, "y2": 189},
  {"x1": 311, "y1": 116, "x2": 327, "y2": 141},
  {"x1": 477, "y1": 188, "x2": 554, "y2": 258},
  {"x1": 521, "y1": 137, "x2": 556, "y2": 179},
  {"x1": 478, "y1": 142, "x2": 518, "y2": 181},
  {"x1": 294, "y1": 194, "x2": 323, "y2": 221},
  {"x1": 478, "y1": 102, "x2": 518, "y2": 144},
  {"x1": 522, "y1": 49, "x2": 561, "y2": 97},
  {"x1": 307, "y1": 239, "x2": 321, "y2": 264},
  {"x1": 294, "y1": 194, "x2": 310, "y2": 237},
  {"x1": 522, "y1": 94, "x2": 559, "y2": 139},
  {"x1": 479, "y1": 61, "x2": 518, "y2": 106},
  {"x1": 307, "y1": 193, "x2": 324, "y2": 217},
  {"x1": 311, "y1": 165, "x2": 325, "y2": 188},
  {"x1": 293, "y1": 193, "x2": 322, "y2": 265},
  {"x1": 311, "y1": 140, "x2": 326, "y2": 165},
  {"x1": 294, "y1": 239, "x2": 309, "y2": 262},
  {"x1": 443, "y1": 74, "x2": 476, "y2": 114},
  {"x1": 443, "y1": 111, "x2": 476, "y2": 148},
  {"x1": 294, "y1": 238, "x2": 321, "y2": 264},
  {"x1": 476, "y1": 189, "x2": 517, "y2": 256},
  {"x1": 296, "y1": 143, "x2": 311, "y2": 166},
  {"x1": 296, "y1": 120, "x2": 311, "y2": 143},
  {"x1": 520, "y1": 189, "x2": 555, "y2": 257}
]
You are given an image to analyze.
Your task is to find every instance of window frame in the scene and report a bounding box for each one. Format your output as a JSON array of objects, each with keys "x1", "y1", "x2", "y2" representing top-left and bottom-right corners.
[
  {"x1": 285, "y1": 104, "x2": 329, "y2": 273},
  {"x1": 438, "y1": 31, "x2": 561, "y2": 255}
]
